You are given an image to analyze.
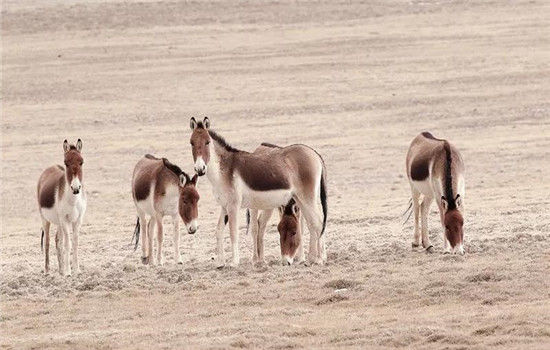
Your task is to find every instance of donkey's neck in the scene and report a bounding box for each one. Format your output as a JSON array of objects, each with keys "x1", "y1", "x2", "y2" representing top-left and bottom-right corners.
[
  {"x1": 206, "y1": 143, "x2": 224, "y2": 187},
  {"x1": 62, "y1": 173, "x2": 84, "y2": 205}
]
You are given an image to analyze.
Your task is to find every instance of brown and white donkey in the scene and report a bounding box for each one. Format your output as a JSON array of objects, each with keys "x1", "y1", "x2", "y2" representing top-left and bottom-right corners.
[
  {"x1": 131, "y1": 155, "x2": 199, "y2": 265},
  {"x1": 247, "y1": 143, "x2": 306, "y2": 266},
  {"x1": 406, "y1": 132, "x2": 465, "y2": 254},
  {"x1": 37, "y1": 139, "x2": 86, "y2": 275},
  {"x1": 189, "y1": 117, "x2": 327, "y2": 267}
]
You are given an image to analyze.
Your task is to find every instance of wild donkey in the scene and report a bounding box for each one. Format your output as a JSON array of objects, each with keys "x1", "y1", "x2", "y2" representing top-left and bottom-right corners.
[
  {"x1": 37, "y1": 139, "x2": 86, "y2": 275},
  {"x1": 189, "y1": 117, "x2": 327, "y2": 267},
  {"x1": 247, "y1": 143, "x2": 306, "y2": 265},
  {"x1": 406, "y1": 132, "x2": 465, "y2": 254},
  {"x1": 132, "y1": 155, "x2": 199, "y2": 265}
]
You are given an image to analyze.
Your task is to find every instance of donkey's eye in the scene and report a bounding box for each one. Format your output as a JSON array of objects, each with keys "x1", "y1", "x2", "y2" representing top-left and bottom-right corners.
[
  {"x1": 190, "y1": 141, "x2": 194, "y2": 146},
  {"x1": 80, "y1": 161, "x2": 83, "y2": 166},
  {"x1": 64, "y1": 161, "x2": 68, "y2": 166},
  {"x1": 206, "y1": 141, "x2": 210, "y2": 145}
]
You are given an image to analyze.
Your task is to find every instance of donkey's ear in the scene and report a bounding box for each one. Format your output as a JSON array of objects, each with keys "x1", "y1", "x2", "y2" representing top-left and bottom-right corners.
[
  {"x1": 76, "y1": 139, "x2": 82, "y2": 152},
  {"x1": 190, "y1": 117, "x2": 197, "y2": 130},
  {"x1": 292, "y1": 203, "x2": 299, "y2": 216},
  {"x1": 63, "y1": 139, "x2": 70, "y2": 153},
  {"x1": 203, "y1": 117, "x2": 210, "y2": 129},
  {"x1": 190, "y1": 173, "x2": 199, "y2": 185},
  {"x1": 441, "y1": 196, "x2": 448, "y2": 211},
  {"x1": 179, "y1": 173, "x2": 187, "y2": 187},
  {"x1": 455, "y1": 194, "x2": 463, "y2": 208}
]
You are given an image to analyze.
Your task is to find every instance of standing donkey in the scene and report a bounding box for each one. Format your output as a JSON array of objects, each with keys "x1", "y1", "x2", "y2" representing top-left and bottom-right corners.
[
  {"x1": 406, "y1": 132, "x2": 465, "y2": 254},
  {"x1": 37, "y1": 139, "x2": 86, "y2": 275},
  {"x1": 131, "y1": 155, "x2": 199, "y2": 265},
  {"x1": 189, "y1": 117, "x2": 327, "y2": 267}
]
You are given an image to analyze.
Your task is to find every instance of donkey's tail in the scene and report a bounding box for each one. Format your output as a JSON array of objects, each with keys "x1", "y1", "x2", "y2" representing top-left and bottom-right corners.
[
  {"x1": 132, "y1": 217, "x2": 140, "y2": 251},
  {"x1": 41, "y1": 228, "x2": 44, "y2": 252},
  {"x1": 320, "y1": 164, "x2": 328, "y2": 236},
  {"x1": 402, "y1": 198, "x2": 413, "y2": 225}
]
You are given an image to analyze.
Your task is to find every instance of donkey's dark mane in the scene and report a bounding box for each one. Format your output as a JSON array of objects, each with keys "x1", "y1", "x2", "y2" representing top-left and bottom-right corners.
[
  {"x1": 208, "y1": 129, "x2": 240, "y2": 153},
  {"x1": 261, "y1": 142, "x2": 281, "y2": 149},
  {"x1": 145, "y1": 154, "x2": 160, "y2": 160},
  {"x1": 443, "y1": 141, "x2": 457, "y2": 211},
  {"x1": 162, "y1": 158, "x2": 184, "y2": 178}
]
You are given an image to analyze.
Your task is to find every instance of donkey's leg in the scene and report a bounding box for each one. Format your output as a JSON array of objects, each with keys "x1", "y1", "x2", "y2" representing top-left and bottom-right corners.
[
  {"x1": 156, "y1": 216, "x2": 165, "y2": 266},
  {"x1": 249, "y1": 209, "x2": 260, "y2": 264},
  {"x1": 421, "y1": 196, "x2": 434, "y2": 253},
  {"x1": 138, "y1": 213, "x2": 148, "y2": 264},
  {"x1": 227, "y1": 205, "x2": 240, "y2": 267},
  {"x1": 71, "y1": 219, "x2": 82, "y2": 274},
  {"x1": 172, "y1": 215, "x2": 183, "y2": 264},
  {"x1": 257, "y1": 209, "x2": 274, "y2": 264},
  {"x1": 60, "y1": 222, "x2": 72, "y2": 276},
  {"x1": 296, "y1": 215, "x2": 306, "y2": 264},
  {"x1": 55, "y1": 227, "x2": 64, "y2": 274},
  {"x1": 215, "y1": 207, "x2": 227, "y2": 268},
  {"x1": 42, "y1": 219, "x2": 51, "y2": 274},
  {"x1": 411, "y1": 187, "x2": 422, "y2": 248},
  {"x1": 147, "y1": 218, "x2": 156, "y2": 265},
  {"x1": 297, "y1": 198, "x2": 324, "y2": 265},
  {"x1": 318, "y1": 232, "x2": 327, "y2": 263}
]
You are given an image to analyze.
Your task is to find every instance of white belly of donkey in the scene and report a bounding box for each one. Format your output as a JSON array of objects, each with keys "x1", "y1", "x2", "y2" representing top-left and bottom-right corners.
[{"x1": 237, "y1": 177, "x2": 292, "y2": 210}]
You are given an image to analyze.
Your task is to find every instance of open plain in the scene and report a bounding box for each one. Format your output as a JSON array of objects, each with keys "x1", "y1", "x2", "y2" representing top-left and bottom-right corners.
[{"x1": 1, "y1": 0, "x2": 550, "y2": 348}]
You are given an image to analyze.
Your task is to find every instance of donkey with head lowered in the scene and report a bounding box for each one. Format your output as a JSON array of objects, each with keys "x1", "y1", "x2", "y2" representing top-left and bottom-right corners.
[
  {"x1": 37, "y1": 139, "x2": 86, "y2": 275},
  {"x1": 132, "y1": 154, "x2": 199, "y2": 265},
  {"x1": 247, "y1": 143, "x2": 306, "y2": 266},
  {"x1": 406, "y1": 132, "x2": 465, "y2": 254},
  {"x1": 189, "y1": 117, "x2": 327, "y2": 267}
]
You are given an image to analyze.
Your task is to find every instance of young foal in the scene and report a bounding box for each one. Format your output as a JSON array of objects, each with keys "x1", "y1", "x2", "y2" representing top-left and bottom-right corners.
[
  {"x1": 37, "y1": 139, "x2": 86, "y2": 275},
  {"x1": 406, "y1": 132, "x2": 465, "y2": 254},
  {"x1": 132, "y1": 155, "x2": 199, "y2": 265},
  {"x1": 189, "y1": 117, "x2": 327, "y2": 267}
]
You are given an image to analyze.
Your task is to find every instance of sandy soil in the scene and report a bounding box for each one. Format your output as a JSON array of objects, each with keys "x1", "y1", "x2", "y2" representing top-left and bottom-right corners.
[{"x1": 2, "y1": 0, "x2": 550, "y2": 348}]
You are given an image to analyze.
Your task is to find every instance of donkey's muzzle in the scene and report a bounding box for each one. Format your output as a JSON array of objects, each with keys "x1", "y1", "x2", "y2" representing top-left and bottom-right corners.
[{"x1": 72, "y1": 189, "x2": 80, "y2": 195}]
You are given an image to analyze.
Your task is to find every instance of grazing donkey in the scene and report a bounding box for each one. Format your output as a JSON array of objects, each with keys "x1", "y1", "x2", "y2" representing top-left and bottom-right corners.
[
  {"x1": 132, "y1": 155, "x2": 199, "y2": 265},
  {"x1": 189, "y1": 117, "x2": 327, "y2": 268},
  {"x1": 406, "y1": 132, "x2": 465, "y2": 254},
  {"x1": 37, "y1": 139, "x2": 86, "y2": 275},
  {"x1": 248, "y1": 198, "x2": 305, "y2": 266},
  {"x1": 247, "y1": 143, "x2": 306, "y2": 265}
]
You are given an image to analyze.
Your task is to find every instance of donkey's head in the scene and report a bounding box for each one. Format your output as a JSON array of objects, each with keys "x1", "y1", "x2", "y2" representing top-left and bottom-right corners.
[
  {"x1": 178, "y1": 172, "x2": 200, "y2": 234},
  {"x1": 189, "y1": 117, "x2": 211, "y2": 176},
  {"x1": 63, "y1": 139, "x2": 83, "y2": 195},
  {"x1": 277, "y1": 199, "x2": 301, "y2": 265},
  {"x1": 441, "y1": 195, "x2": 464, "y2": 254}
]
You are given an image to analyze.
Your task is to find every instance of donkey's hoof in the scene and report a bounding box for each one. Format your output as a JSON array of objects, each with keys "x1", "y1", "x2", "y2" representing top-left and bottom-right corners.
[
  {"x1": 141, "y1": 256, "x2": 149, "y2": 265},
  {"x1": 308, "y1": 258, "x2": 324, "y2": 266},
  {"x1": 426, "y1": 246, "x2": 435, "y2": 254},
  {"x1": 412, "y1": 242, "x2": 420, "y2": 249}
]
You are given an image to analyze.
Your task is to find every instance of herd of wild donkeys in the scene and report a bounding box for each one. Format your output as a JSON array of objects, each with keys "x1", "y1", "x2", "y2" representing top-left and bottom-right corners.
[{"x1": 37, "y1": 117, "x2": 465, "y2": 276}]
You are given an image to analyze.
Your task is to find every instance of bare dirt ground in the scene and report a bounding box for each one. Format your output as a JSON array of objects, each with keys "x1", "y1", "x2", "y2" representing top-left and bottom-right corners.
[{"x1": 2, "y1": 0, "x2": 550, "y2": 348}]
